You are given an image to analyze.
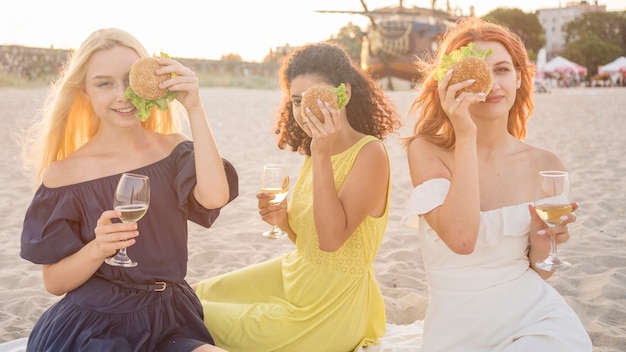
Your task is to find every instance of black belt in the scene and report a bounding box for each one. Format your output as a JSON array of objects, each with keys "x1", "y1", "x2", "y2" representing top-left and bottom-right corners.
[
  {"x1": 95, "y1": 274, "x2": 174, "y2": 292},
  {"x1": 119, "y1": 281, "x2": 170, "y2": 292}
]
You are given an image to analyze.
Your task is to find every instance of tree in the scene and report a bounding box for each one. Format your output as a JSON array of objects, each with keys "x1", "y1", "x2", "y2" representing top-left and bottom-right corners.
[
  {"x1": 220, "y1": 53, "x2": 243, "y2": 62},
  {"x1": 562, "y1": 11, "x2": 626, "y2": 76},
  {"x1": 481, "y1": 8, "x2": 545, "y2": 61},
  {"x1": 564, "y1": 11, "x2": 626, "y2": 54},
  {"x1": 561, "y1": 38, "x2": 621, "y2": 77},
  {"x1": 327, "y1": 22, "x2": 364, "y2": 64}
]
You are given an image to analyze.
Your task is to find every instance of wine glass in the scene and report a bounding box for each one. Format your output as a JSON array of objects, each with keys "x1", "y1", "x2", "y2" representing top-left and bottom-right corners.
[
  {"x1": 261, "y1": 164, "x2": 289, "y2": 240},
  {"x1": 534, "y1": 171, "x2": 572, "y2": 272},
  {"x1": 105, "y1": 173, "x2": 150, "y2": 267}
]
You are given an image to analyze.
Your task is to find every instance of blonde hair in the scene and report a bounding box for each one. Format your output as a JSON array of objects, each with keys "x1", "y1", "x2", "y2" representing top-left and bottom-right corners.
[
  {"x1": 22, "y1": 28, "x2": 180, "y2": 185},
  {"x1": 405, "y1": 17, "x2": 534, "y2": 149}
]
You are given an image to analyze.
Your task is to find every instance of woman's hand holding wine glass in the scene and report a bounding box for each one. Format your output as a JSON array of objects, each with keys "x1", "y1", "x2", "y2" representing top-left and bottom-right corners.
[
  {"x1": 260, "y1": 164, "x2": 289, "y2": 240},
  {"x1": 105, "y1": 173, "x2": 150, "y2": 267},
  {"x1": 533, "y1": 171, "x2": 574, "y2": 272}
]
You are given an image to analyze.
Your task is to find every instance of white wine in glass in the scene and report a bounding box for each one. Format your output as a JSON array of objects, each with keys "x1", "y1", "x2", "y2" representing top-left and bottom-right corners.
[
  {"x1": 261, "y1": 164, "x2": 289, "y2": 240},
  {"x1": 534, "y1": 170, "x2": 572, "y2": 272},
  {"x1": 105, "y1": 173, "x2": 150, "y2": 267}
]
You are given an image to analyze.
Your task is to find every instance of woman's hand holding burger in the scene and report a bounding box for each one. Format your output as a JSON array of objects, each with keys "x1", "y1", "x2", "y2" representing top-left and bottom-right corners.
[
  {"x1": 433, "y1": 42, "x2": 493, "y2": 134},
  {"x1": 301, "y1": 83, "x2": 348, "y2": 155},
  {"x1": 125, "y1": 53, "x2": 201, "y2": 120},
  {"x1": 154, "y1": 57, "x2": 202, "y2": 115}
]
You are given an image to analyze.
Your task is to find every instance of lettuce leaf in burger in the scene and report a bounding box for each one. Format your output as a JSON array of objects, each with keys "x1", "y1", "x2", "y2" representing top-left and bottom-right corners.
[
  {"x1": 433, "y1": 42, "x2": 493, "y2": 98},
  {"x1": 301, "y1": 83, "x2": 348, "y2": 123}
]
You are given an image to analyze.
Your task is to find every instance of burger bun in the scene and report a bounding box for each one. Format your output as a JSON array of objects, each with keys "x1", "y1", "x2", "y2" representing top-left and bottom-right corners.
[
  {"x1": 129, "y1": 57, "x2": 170, "y2": 100},
  {"x1": 449, "y1": 56, "x2": 493, "y2": 97},
  {"x1": 301, "y1": 85, "x2": 338, "y2": 123}
]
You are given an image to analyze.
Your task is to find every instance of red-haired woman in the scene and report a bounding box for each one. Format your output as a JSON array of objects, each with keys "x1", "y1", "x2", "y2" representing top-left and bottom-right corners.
[{"x1": 403, "y1": 17, "x2": 591, "y2": 351}]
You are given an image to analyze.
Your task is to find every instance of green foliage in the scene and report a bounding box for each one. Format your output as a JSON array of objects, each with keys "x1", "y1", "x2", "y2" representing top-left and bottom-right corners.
[
  {"x1": 482, "y1": 7, "x2": 546, "y2": 60},
  {"x1": 220, "y1": 53, "x2": 243, "y2": 62},
  {"x1": 564, "y1": 11, "x2": 626, "y2": 51},
  {"x1": 479, "y1": 8, "x2": 626, "y2": 79},
  {"x1": 562, "y1": 11, "x2": 626, "y2": 76},
  {"x1": 0, "y1": 72, "x2": 51, "y2": 88},
  {"x1": 327, "y1": 22, "x2": 364, "y2": 64},
  {"x1": 561, "y1": 37, "x2": 622, "y2": 77}
]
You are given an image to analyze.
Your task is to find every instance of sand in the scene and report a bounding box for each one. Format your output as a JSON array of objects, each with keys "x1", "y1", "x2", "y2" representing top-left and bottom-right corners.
[{"x1": 0, "y1": 86, "x2": 625, "y2": 351}]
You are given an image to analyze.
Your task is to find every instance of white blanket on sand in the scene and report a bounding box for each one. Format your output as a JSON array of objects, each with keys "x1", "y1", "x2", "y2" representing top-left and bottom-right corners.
[
  {"x1": 0, "y1": 321, "x2": 424, "y2": 351},
  {"x1": 361, "y1": 320, "x2": 424, "y2": 351},
  {"x1": 0, "y1": 339, "x2": 27, "y2": 352}
]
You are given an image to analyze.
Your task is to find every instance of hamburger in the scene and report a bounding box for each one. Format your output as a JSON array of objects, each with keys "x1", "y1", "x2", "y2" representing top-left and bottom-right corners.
[
  {"x1": 433, "y1": 42, "x2": 493, "y2": 98},
  {"x1": 124, "y1": 52, "x2": 176, "y2": 121},
  {"x1": 301, "y1": 83, "x2": 348, "y2": 123}
]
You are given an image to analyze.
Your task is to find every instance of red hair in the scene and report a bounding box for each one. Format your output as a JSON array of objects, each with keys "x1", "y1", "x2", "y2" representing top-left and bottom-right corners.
[{"x1": 405, "y1": 17, "x2": 534, "y2": 149}]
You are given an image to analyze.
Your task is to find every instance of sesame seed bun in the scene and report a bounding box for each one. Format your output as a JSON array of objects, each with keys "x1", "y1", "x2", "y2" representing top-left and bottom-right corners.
[
  {"x1": 128, "y1": 58, "x2": 169, "y2": 100},
  {"x1": 301, "y1": 85, "x2": 338, "y2": 123},
  {"x1": 449, "y1": 56, "x2": 493, "y2": 97}
]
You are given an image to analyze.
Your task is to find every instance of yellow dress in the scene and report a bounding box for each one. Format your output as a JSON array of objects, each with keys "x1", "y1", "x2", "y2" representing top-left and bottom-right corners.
[{"x1": 195, "y1": 135, "x2": 388, "y2": 352}]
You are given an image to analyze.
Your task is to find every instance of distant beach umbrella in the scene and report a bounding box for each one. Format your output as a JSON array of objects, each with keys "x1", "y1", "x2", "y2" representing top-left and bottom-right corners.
[
  {"x1": 544, "y1": 56, "x2": 587, "y2": 75},
  {"x1": 598, "y1": 56, "x2": 626, "y2": 75}
]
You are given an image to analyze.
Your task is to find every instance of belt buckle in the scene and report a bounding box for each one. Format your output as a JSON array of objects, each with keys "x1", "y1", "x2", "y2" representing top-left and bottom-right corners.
[{"x1": 154, "y1": 281, "x2": 167, "y2": 292}]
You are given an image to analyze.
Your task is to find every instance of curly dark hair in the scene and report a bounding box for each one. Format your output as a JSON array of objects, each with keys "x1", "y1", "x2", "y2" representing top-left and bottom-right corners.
[{"x1": 275, "y1": 42, "x2": 401, "y2": 155}]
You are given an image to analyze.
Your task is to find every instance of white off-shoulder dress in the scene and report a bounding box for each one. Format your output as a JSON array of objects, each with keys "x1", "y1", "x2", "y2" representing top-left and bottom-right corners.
[{"x1": 403, "y1": 178, "x2": 592, "y2": 351}]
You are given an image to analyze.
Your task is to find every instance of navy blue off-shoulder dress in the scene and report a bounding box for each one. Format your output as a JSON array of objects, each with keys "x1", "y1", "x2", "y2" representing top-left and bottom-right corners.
[{"x1": 20, "y1": 141, "x2": 238, "y2": 352}]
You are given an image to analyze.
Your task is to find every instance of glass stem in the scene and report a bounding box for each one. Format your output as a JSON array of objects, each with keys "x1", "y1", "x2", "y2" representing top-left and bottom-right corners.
[{"x1": 549, "y1": 232, "x2": 558, "y2": 259}]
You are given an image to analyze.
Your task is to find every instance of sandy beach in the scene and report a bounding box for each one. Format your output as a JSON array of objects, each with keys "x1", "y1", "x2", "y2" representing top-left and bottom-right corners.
[{"x1": 1, "y1": 86, "x2": 625, "y2": 351}]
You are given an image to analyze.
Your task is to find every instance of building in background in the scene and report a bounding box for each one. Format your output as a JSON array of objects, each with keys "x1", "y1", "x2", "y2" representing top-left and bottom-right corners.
[{"x1": 537, "y1": 1, "x2": 606, "y2": 59}]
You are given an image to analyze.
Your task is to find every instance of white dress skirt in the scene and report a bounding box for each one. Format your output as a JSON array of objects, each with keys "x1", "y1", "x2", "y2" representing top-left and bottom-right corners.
[{"x1": 403, "y1": 178, "x2": 592, "y2": 352}]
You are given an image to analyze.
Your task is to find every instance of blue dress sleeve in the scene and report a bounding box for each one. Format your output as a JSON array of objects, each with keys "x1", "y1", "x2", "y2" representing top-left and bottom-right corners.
[
  {"x1": 173, "y1": 142, "x2": 239, "y2": 227},
  {"x1": 20, "y1": 184, "x2": 110, "y2": 265}
]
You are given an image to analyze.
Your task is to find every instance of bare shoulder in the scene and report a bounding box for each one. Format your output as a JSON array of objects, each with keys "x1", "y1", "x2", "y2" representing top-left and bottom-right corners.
[
  {"x1": 42, "y1": 155, "x2": 94, "y2": 188},
  {"x1": 524, "y1": 143, "x2": 567, "y2": 171},
  {"x1": 406, "y1": 135, "x2": 432, "y2": 152},
  {"x1": 164, "y1": 133, "x2": 189, "y2": 149},
  {"x1": 354, "y1": 138, "x2": 389, "y2": 170},
  {"x1": 406, "y1": 136, "x2": 448, "y2": 160},
  {"x1": 362, "y1": 138, "x2": 387, "y2": 157},
  {"x1": 341, "y1": 139, "x2": 389, "y2": 191},
  {"x1": 406, "y1": 136, "x2": 451, "y2": 186},
  {"x1": 41, "y1": 160, "x2": 64, "y2": 187},
  {"x1": 42, "y1": 133, "x2": 190, "y2": 188}
]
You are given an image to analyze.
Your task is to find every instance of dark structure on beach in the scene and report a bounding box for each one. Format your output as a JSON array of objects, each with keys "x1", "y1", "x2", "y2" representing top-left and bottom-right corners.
[{"x1": 318, "y1": 0, "x2": 461, "y2": 89}]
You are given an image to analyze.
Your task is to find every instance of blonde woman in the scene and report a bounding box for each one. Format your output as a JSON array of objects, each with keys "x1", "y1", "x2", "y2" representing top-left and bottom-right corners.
[{"x1": 20, "y1": 28, "x2": 237, "y2": 351}]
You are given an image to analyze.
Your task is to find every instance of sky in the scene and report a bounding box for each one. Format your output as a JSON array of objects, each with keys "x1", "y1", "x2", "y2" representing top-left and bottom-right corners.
[{"x1": 2, "y1": 0, "x2": 625, "y2": 62}]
